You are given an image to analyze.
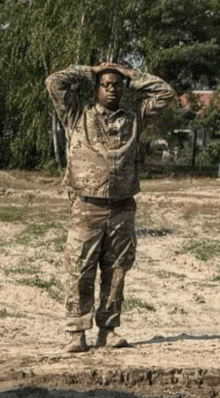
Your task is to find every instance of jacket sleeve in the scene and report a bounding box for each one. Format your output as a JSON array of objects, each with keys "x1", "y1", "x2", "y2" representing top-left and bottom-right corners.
[
  {"x1": 45, "y1": 65, "x2": 94, "y2": 129},
  {"x1": 129, "y1": 71, "x2": 175, "y2": 119}
]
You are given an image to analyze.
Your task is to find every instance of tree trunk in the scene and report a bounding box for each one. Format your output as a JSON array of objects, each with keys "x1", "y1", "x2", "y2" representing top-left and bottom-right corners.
[
  {"x1": 76, "y1": 11, "x2": 85, "y2": 64},
  {"x1": 47, "y1": 124, "x2": 53, "y2": 158},
  {"x1": 192, "y1": 129, "x2": 197, "y2": 169},
  {"x1": 106, "y1": 3, "x2": 120, "y2": 62},
  {"x1": 52, "y1": 111, "x2": 61, "y2": 169}
]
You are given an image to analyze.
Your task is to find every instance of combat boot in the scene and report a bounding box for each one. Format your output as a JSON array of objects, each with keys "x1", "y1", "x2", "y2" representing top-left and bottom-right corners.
[
  {"x1": 66, "y1": 331, "x2": 89, "y2": 352},
  {"x1": 95, "y1": 327, "x2": 128, "y2": 348}
]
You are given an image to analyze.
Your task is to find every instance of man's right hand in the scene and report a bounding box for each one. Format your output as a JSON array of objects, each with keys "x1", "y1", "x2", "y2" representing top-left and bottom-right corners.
[{"x1": 91, "y1": 63, "x2": 135, "y2": 79}]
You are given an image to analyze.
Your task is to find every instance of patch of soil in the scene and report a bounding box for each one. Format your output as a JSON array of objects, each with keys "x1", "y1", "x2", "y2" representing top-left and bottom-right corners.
[{"x1": 1, "y1": 171, "x2": 220, "y2": 397}]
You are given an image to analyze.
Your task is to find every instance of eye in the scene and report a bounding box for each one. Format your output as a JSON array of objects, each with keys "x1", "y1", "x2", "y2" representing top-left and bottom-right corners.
[
  {"x1": 100, "y1": 83, "x2": 110, "y2": 89},
  {"x1": 100, "y1": 83, "x2": 123, "y2": 90}
]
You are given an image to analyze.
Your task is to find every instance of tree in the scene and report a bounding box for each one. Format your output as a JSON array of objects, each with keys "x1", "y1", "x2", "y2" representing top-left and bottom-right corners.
[
  {"x1": 1, "y1": 0, "x2": 220, "y2": 169},
  {"x1": 190, "y1": 92, "x2": 220, "y2": 166},
  {"x1": 0, "y1": 0, "x2": 140, "y2": 168},
  {"x1": 136, "y1": 0, "x2": 220, "y2": 92}
]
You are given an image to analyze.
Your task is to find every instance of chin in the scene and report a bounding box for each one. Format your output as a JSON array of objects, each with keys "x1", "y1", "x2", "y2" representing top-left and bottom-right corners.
[
  {"x1": 107, "y1": 104, "x2": 119, "y2": 111},
  {"x1": 106, "y1": 101, "x2": 119, "y2": 109}
]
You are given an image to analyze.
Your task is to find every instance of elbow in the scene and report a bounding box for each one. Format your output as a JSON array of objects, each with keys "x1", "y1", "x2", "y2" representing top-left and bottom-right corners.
[
  {"x1": 170, "y1": 89, "x2": 177, "y2": 104},
  {"x1": 44, "y1": 76, "x2": 49, "y2": 91},
  {"x1": 44, "y1": 74, "x2": 53, "y2": 92},
  {"x1": 171, "y1": 88, "x2": 176, "y2": 99},
  {"x1": 44, "y1": 75, "x2": 58, "y2": 95},
  {"x1": 166, "y1": 87, "x2": 176, "y2": 105}
]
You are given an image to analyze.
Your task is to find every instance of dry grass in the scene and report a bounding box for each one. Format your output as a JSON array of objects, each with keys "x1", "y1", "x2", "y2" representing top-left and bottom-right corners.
[
  {"x1": 0, "y1": 172, "x2": 68, "y2": 305},
  {"x1": 140, "y1": 176, "x2": 220, "y2": 193},
  {"x1": 1, "y1": 170, "x2": 220, "y2": 304}
]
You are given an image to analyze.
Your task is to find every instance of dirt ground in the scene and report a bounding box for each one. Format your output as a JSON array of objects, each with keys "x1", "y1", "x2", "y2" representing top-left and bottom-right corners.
[{"x1": 0, "y1": 170, "x2": 220, "y2": 398}]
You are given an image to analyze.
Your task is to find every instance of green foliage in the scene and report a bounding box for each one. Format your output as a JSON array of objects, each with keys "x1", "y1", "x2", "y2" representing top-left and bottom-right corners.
[
  {"x1": 190, "y1": 93, "x2": 220, "y2": 165},
  {"x1": 18, "y1": 275, "x2": 58, "y2": 289},
  {"x1": 0, "y1": 0, "x2": 138, "y2": 168},
  {"x1": 41, "y1": 159, "x2": 63, "y2": 176},
  {"x1": 182, "y1": 240, "x2": 220, "y2": 261},
  {"x1": 123, "y1": 297, "x2": 156, "y2": 312},
  {"x1": 141, "y1": 0, "x2": 220, "y2": 91},
  {"x1": 1, "y1": 0, "x2": 220, "y2": 168},
  {"x1": 197, "y1": 139, "x2": 220, "y2": 165},
  {"x1": 206, "y1": 139, "x2": 220, "y2": 164}
]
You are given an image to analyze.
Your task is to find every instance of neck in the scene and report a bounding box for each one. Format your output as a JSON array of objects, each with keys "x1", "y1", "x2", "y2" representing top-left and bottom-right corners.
[{"x1": 97, "y1": 102, "x2": 119, "y2": 112}]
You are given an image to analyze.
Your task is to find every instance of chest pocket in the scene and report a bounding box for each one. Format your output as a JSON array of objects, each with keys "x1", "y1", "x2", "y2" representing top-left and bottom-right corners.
[
  {"x1": 119, "y1": 118, "x2": 133, "y2": 146},
  {"x1": 85, "y1": 109, "x2": 134, "y2": 148}
]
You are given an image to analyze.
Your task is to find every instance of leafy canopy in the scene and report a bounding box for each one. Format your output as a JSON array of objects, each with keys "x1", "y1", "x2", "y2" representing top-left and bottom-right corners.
[{"x1": 1, "y1": 0, "x2": 220, "y2": 168}]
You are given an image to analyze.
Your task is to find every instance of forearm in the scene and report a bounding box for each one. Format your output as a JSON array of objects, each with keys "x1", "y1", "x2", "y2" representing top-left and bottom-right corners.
[
  {"x1": 45, "y1": 65, "x2": 93, "y2": 93},
  {"x1": 45, "y1": 65, "x2": 94, "y2": 127},
  {"x1": 129, "y1": 71, "x2": 175, "y2": 115}
]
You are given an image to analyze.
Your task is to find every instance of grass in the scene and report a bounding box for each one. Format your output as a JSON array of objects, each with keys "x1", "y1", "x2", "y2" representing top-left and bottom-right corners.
[
  {"x1": 17, "y1": 219, "x2": 62, "y2": 236},
  {"x1": 181, "y1": 240, "x2": 220, "y2": 261},
  {"x1": 136, "y1": 214, "x2": 153, "y2": 228},
  {"x1": 213, "y1": 275, "x2": 220, "y2": 282},
  {"x1": 53, "y1": 234, "x2": 67, "y2": 252},
  {"x1": 182, "y1": 203, "x2": 199, "y2": 221},
  {"x1": 0, "y1": 203, "x2": 68, "y2": 250},
  {"x1": 14, "y1": 232, "x2": 47, "y2": 246},
  {"x1": 24, "y1": 222, "x2": 57, "y2": 235},
  {"x1": 212, "y1": 267, "x2": 220, "y2": 282},
  {"x1": 123, "y1": 297, "x2": 156, "y2": 312},
  {"x1": 140, "y1": 175, "x2": 219, "y2": 193},
  {"x1": 4, "y1": 260, "x2": 39, "y2": 276},
  {"x1": 0, "y1": 206, "x2": 28, "y2": 223},
  {"x1": 13, "y1": 221, "x2": 67, "y2": 248},
  {"x1": 0, "y1": 308, "x2": 23, "y2": 318},
  {"x1": 136, "y1": 206, "x2": 154, "y2": 228},
  {"x1": 18, "y1": 275, "x2": 65, "y2": 303},
  {"x1": 18, "y1": 275, "x2": 57, "y2": 289},
  {"x1": 0, "y1": 195, "x2": 67, "y2": 304},
  {"x1": 0, "y1": 203, "x2": 67, "y2": 224}
]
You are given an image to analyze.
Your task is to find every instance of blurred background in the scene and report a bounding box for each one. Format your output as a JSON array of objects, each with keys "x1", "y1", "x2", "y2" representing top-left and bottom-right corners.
[{"x1": 1, "y1": 0, "x2": 220, "y2": 177}]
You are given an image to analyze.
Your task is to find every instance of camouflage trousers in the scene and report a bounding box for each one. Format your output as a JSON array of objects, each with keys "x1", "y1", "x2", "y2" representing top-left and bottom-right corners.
[{"x1": 64, "y1": 196, "x2": 137, "y2": 332}]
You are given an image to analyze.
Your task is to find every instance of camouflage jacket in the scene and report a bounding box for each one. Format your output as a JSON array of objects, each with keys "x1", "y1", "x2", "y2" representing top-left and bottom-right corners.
[{"x1": 45, "y1": 65, "x2": 175, "y2": 199}]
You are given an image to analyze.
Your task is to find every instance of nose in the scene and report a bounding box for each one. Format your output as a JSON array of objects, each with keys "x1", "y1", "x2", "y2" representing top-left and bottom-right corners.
[{"x1": 108, "y1": 84, "x2": 115, "y2": 92}]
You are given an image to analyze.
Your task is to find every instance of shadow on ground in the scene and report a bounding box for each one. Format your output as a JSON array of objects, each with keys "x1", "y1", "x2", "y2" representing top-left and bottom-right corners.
[
  {"x1": 0, "y1": 388, "x2": 183, "y2": 398},
  {"x1": 132, "y1": 333, "x2": 220, "y2": 346}
]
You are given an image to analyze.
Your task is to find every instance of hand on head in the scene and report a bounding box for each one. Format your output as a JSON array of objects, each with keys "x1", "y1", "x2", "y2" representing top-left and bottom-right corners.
[{"x1": 91, "y1": 63, "x2": 134, "y2": 80}]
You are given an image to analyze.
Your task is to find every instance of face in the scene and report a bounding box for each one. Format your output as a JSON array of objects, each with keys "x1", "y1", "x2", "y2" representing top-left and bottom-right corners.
[{"x1": 96, "y1": 72, "x2": 123, "y2": 110}]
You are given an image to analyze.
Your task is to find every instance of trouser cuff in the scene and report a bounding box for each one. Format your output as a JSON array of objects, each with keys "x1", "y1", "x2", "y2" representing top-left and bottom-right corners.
[
  {"x1": 96, "y1": 312, "x2": 120, "y2": 329},
  {"x1": 66, "y1": 312, "x2": 93, "y2": 332}
]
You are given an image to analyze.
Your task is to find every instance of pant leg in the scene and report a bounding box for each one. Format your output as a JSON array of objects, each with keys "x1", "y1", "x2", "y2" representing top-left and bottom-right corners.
[
  {"x1": 65, "y1": 197, "x2": 108, "y2": 332},
  {"x1": 95, "y1": 198, "x2": 137, "y2": 329}
]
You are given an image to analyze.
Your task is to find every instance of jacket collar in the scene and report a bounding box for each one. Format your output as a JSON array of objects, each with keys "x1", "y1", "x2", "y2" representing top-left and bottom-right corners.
[{"x1": 95, "y1": 103, "x2": 125, "y2": 119}]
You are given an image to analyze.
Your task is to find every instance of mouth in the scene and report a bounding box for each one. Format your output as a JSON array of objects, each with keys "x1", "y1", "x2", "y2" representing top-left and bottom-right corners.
[{"x1": 107, "y1": 95, "x2": 117, "y2": 100}]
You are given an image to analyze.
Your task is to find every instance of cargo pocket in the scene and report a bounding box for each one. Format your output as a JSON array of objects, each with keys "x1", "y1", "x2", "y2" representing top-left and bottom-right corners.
[{"x1": 118, "y1": 232, "x2": 137, "y2": 271}]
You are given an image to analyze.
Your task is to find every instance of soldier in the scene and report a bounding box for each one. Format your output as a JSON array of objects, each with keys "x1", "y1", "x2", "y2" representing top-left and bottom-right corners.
[{"x1": 45, "y1": 62, "x2": 175, "y2": 352}]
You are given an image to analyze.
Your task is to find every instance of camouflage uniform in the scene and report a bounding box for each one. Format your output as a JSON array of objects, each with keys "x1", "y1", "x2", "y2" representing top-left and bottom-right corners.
[{"x1": 45, "y1": 65, "x2": 174, "y2": 332}]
